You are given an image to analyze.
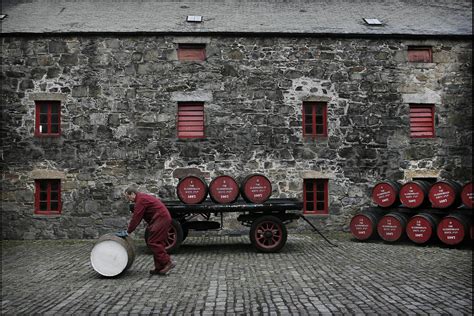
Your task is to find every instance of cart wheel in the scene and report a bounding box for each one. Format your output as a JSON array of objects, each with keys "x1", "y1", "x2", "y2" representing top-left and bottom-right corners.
[
  {"x1": 165, "y1": 219, "x2": 183, "y2": 254},
  {"x1": 145, "y1": 219, "x2": 183, "y2": 254},
  {"x1": 250, "y1": 216, "x2": 287, "y2": 253}
]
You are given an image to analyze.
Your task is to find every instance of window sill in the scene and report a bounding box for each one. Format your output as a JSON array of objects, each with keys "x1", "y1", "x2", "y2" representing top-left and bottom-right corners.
[
  {"x1": 303, "y1": 135, "x2": 328, "y2": 139},
  {"x1": 33, "y1": 214, "x2": 61, "y2": 218},
  {"x1": 409, "y1": 136, "x2": 437, "y2": 140},
  {"x1": 303, "y1": 136, "x2": 329, "y2": 143},
  {"x1": 34, "y1": 134, "x2": 62, "y2": 139},
  {"x1": 302, "y1": 213, "x2": 329, "y2": 217},
  {"x1": 177, "y1": 138, "x2": 209, "y2": 142}
]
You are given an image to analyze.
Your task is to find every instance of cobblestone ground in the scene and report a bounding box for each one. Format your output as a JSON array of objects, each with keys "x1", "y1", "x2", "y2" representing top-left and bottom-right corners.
[{"x1": 1, "y1": 232, "x2": 472, "y2": 315}]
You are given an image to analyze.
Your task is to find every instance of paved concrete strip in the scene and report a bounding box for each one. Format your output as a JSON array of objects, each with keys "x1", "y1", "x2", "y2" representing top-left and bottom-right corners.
[{"x1": 1, "y1": 234, "x2": 472, "y2": 315}]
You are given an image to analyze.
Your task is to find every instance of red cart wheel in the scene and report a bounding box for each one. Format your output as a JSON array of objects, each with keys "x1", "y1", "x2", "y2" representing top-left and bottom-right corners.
[{"x1": 250, "y1": 216, "x2": 287, "y2": 253}]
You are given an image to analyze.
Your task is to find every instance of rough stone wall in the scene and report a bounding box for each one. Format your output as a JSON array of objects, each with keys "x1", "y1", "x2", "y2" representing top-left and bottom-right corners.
[{"x1": 1, "y1": 35, "x2": 472, "y2": 239}]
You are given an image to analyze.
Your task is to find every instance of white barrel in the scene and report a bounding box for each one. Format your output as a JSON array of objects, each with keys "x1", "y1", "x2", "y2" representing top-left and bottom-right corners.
[{"x1": 90, "y1": 234, "x2": 136, "y2": 277}]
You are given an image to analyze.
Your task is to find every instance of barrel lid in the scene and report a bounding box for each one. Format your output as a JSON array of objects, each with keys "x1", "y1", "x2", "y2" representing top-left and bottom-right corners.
[
  {"x1": 406, "y1": 215, "x2": 434, "y2": 244},
  {"x1": 90, "y1": 239, "x2": 129, "y2": 277},
  {"x1": 429, "y1": 181, "x2": 458, "y2": 209},
  {"x1": 350, "y1": 213, "x2": 375, "y2": 241},
  {"x1": 241, "y1": 174, "x2": 272, "y2": 203},
  {"x1": 437, "y1": 216, "x2": 466, "y2": 245},
  {"x1": 399, "y1": 182, "x2": 427, "y2": 208},
  {"x1": 176, "y1": 176, "x2": 208, "y2": 204},
  {"x1": 372, "y1": 182, "x2": 398, "y2": 208},
  {"x1": 209, "y1": 175, "x2": 240, "y2": 204},
  {"x1": 377, "y1": 214, "x2": 404, "y2": 242}
]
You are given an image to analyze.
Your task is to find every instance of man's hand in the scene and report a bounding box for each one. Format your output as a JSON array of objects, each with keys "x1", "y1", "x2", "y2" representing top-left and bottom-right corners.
[{"x1": 115, "y1": 230, "x2": 128, "y2": 238}]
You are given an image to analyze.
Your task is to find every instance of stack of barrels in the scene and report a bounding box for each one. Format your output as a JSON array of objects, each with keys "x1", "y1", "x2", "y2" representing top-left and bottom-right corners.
[
  {"x1": 175, "y1": 173, "x2": 273, "y2": 204},
  {"x1": 350, "y1": 180, "x2": 473, "y2": 246}
]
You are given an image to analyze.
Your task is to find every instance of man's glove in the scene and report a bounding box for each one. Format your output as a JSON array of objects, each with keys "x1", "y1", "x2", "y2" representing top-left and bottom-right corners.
[{"x1": 115, "y1": 230, "x2": 128, "y2": 238}]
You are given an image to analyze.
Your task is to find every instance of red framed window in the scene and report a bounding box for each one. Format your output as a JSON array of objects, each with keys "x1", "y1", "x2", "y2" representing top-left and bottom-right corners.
[
  {"x1": 35, "y1": 101, "x2": 61, "y2": 136},
  {"x1": 178, "y1": 44, "x2": 206, "y2": 61},
  {"x1": 303, "y1": 179, "x2": 328, "y2": 215},
  {"x1": 303, "y1": 102, "x2": 327, "y2": 137},
  {"x1": 408, "y1": 46, "x2": 432, "y2": 63},
  {"x1": 178, "y1": 102, "x2": 205, "y2": 138},
  {"x1": 410, "y1": 104, "x2": 435, "y2": 138},
  {"x1": 35, "y1": 179, "x2": 61, "y2": 215}
]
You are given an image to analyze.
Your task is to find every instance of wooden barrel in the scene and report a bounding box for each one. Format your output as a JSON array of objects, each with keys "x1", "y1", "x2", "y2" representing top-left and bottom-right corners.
[
  {"x1": 436, "y1": 213, "x2": 471, "y2": 246},
  {"x1": 371, "y1": 180, "x2": 401, "y2": 208},
  {"x1": 399, "y1": 180, "x2": 431, "y2": 208},
  {"x1": 349, "y1": 210, "x2": 383, "y2": 241},
  {"x1": 376, "y1": 212, "x2": 410, "y2": 242},
  {"x1": 240, "y1": 174, "x2": 272, "y2": 204},
  {"x1": 461, "y1": 182, "x2": 473, "y2": 208},
  {"x1": 428, "y1": 180, "x2": 462, "y2": 209},
  {"x1": 176, "y1": 176, "x2": 208, "y2": 204},
  {"x1": 406, "y1": 212, "x2": 440, "y2": 244},
  {"x1": 209, "y1": 175, "x2": 240, "y2": 204},
  {"x1": 90, "y1": 234, "x2": 136, "y2": 277}
]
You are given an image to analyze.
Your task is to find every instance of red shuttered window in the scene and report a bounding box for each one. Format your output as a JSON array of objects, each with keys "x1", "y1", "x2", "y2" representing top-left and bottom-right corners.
[
  {"x1": 410, "y1": 104, "x2": 435, "y2": 138},
  {"x1": 303, "y1": 179, "x2": 328, "y2": 215},
  {"x1": 303, "y1": 102, "x2": 328, "y2": 138},
  {"x1": 408, "y1": 47, "x2": 432, "y2": 63},
  {"x1": 35, "y1": 101, "x2": 61, "y2": 136},
  {"x1": 178, "y1": 102, "x2": 205, "y2": 138},
  {"x1": 35, "y1": 179, "x2": 61, "y2": 215},
  {"x1": 178, "y1": 44, "x2": 206, "y2": 61}
]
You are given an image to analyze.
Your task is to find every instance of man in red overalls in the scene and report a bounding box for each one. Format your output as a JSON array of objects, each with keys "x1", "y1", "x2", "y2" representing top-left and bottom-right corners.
[{"x1": 121, "y1": 186, "x2": 176, "y2": 275}]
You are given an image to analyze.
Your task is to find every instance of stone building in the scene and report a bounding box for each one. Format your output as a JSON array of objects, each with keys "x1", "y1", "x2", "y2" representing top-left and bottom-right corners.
[{"x1": 1, "y1": 0, "x2": 472, "y2": 239}]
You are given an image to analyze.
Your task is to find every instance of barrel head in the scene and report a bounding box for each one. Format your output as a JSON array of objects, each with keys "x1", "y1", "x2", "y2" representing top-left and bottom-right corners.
[
  {"x1": 377, "y1": 214, "x2": 405, "y2": 242},
  {"x1": 241, "y1": 174, "x2": 272, "y2": 204},
  {"x1": 400, "y1": 182, "x2": 427, "y2": 208},
  {"x1": 350, "y1": 213, "x2": 375, "y2": 241},
  {"x1": 372, "y1": 182, "x2": 398, "y2": 208},
  {"x1": 209, "y1": 175, "x2": 240, "y2": 204},
  {"x1": 406, "y1": 215, "x2": 434, "y2": 244},
  {"x1": 90, "y1": 239, "x2": 129, "y2": 277},
  {"x1": 176, "y1": 176, "x2": 208, "y2": 204},
  {"x1": 437, "y1": 216, "x2": 467, "y2": 246},
  {"x1": 429, "y1": 181, "x2": 459, "y2": 209}
]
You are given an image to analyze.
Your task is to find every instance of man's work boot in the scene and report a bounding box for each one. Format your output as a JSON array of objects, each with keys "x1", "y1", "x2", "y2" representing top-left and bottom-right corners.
[
  {"x1": 158, "y1": 261, "x2": 176, "y2": 275},
  {"x1": 149, "y1": 264, "x2": 164, "y2": 275}
]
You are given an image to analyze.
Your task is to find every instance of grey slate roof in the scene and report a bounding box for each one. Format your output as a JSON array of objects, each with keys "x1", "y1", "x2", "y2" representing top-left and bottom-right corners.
[{"x1": 1, "y1": 0, "x2": 472, "y2": 36}]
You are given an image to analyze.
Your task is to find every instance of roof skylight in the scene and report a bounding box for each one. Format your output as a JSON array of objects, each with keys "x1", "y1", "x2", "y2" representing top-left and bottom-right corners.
[
  {"x1": 363, "y1": 18, "x2": 383, "y2": 26},
  {"x1": 186, "y1": 16, "x2": 202, "y2": 23}
]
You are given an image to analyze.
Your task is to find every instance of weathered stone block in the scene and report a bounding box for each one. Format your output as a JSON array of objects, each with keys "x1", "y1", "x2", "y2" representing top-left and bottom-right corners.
[
  {"x1": 19, "y1": 79, "x2": 34, "y2": 90},
  {"x1": 48, "y1": 41, "x2": 68, "y2": 54},
  {"x1": 72, "y1": 86, "x2": 88, "y2": 97},
  {"x1": 59, "y1": 54, "x2": 78, "y2": 66}
]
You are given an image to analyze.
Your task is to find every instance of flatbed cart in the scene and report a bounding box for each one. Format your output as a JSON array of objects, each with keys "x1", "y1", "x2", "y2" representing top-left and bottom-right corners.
[{"x1": 136, "y1": 198, "x2": 304, "y2": 253}]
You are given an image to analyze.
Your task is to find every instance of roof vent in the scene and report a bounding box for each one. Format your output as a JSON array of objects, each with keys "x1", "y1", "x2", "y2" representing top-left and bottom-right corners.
[
  {"x1": 363, "y1": 18, "x2": 383, "y2": 26},
  {"x1": 186, "y1": 15, "x2": 202, "y2": 23},
  {"x1": 0, "y1": 14, "x2": 7, "y2": 21}
]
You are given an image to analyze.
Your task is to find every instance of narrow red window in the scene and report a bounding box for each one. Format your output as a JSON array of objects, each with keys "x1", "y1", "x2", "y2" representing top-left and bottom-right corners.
[
  {"x1": 178, "y1": 44, "x2": 206, "y2": 61},
  {"x1": 408, "y1": 47, "x2": 432, "y2": 63},
  {"x1": 35, "y1": 179, "x2": 61, "y2": 215},
  {"x1": 178, "y1": 102, "x2": 205, "y2": 138},
  {"x1": 303, "y1": 179, "x2": 328, "y2": 215},
  {"x1": 410, "y1": 104, "x2": 435, "y2": 138},
  {"x1": 35, "y1": 101, "x2": 61, "y2": 136},
  {"x1": 303, "y1": 102, "x2": 327, "y2": 137}
]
